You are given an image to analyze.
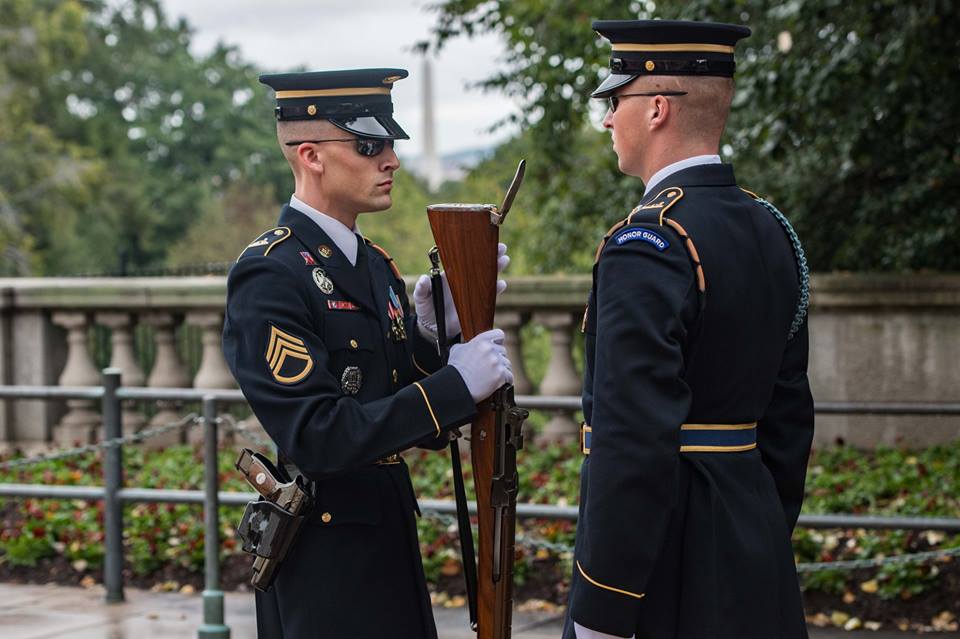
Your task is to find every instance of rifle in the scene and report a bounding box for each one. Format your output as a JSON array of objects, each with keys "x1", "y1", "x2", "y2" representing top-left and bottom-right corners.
[{"x1": 427, "y1": 161, "x2": 530, "y2": 639}]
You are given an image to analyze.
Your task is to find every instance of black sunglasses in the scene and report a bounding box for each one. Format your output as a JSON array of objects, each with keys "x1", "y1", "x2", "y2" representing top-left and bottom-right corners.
[
  {"x1": 284, "y1": 138, "x2": 395, "y2": 157},
  {"x1": 608, "y1": 91, "x2": 688, "y2": 113}
]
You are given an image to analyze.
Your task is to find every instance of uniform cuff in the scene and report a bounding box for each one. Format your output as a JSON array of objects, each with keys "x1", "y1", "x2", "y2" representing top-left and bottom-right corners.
[
  {"x1": 412, "y1": 365, "x2": 476, "y2": 435},
  {"x1": 570, "y1": 562, "x2": 643, "y2": 637}
]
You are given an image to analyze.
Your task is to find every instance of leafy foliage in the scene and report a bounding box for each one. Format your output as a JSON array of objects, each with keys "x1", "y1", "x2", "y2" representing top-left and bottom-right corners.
[
  {"x1": 1, "y1": 439, "x2": 958, "y2": 604},
  {"x1": 0, "y1": 0, "x2": 286, "y2": 275},
  {"x1": 422, "y1": 0, "x2": 960, "y2": 272}
]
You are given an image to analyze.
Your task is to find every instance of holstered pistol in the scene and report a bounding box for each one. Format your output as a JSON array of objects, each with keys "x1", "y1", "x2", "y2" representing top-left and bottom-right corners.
[{"x1": 235, "y1": 448, "x2": 311, "y2": 591}]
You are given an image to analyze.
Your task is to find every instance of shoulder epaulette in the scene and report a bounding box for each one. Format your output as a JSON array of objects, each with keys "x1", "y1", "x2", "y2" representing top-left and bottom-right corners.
[
  {"x1": 237, "y1": 227, "x2": 291, "y2": 260},
  {"x1": 740, "y1": 187, "x2": 810, "y2": 340},
  {"x1": 364, "y1": 237, "x2": 403, "y2": 279},
  {"x1": 630, "y1": 187, "x2": 684, "y2": 225},
  {"x1": 594, "y1": 186, "x2": 705, "y2": 295}
]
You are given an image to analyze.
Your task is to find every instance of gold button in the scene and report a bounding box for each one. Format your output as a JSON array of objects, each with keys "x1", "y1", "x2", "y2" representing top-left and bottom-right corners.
[
  {"x1": 349, "y1": 339, "x2": 359, "y2": 349},
  {"x1": 392, "y1": 369, "x2": 398, "y2": 383},
  {"x1": 307, "y1": 104, "x2": 317, "y2": 116},
  {"x1": 321, "y1": 512, "x2": 332, "y2": 523},
  {"x1": 645, "y1": 60, "x2": 655, "y2": 72}
]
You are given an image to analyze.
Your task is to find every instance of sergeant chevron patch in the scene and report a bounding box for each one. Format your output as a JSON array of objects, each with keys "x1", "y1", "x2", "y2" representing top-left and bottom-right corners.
[{"x1": 265, "y1": 325, "x2": 314, "y2": 385}]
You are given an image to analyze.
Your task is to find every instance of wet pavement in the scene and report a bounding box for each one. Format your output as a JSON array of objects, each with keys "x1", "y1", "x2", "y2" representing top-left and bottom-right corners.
[
  {"x1": 0, "y1": 582, "x2": 923, "y2": 638},
  {"x1": 0, "y1": 583, "x2": 560, "y2": 638}
]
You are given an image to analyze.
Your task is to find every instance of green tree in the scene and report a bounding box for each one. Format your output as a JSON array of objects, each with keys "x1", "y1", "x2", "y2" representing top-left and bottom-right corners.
[
  {"x1": 1, "y1": 0, "x2": 288, "y2": 275},
  {"x1": 361, "y1": 170, "x2": 439, "y2": 278},
  {"x1": 165, "y1": 180, "x2": 279, "y2": 267},
  {"x1": 0, "y1": 0, "x2": 95, "y2": 275},
  {"x1": 424, "y1": 0, "x2": 960, "y2": 272}
]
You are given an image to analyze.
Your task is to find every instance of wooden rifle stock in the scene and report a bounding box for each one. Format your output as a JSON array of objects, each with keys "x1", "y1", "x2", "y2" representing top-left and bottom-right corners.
[{"x1": 428, "y1": 187, "x2": 524, "y2": 639}]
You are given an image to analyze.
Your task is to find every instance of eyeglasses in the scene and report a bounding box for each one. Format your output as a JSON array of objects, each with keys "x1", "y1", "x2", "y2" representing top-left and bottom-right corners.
[
  {"x1": 283, "y1": 138, "x2": 395, "y2": 157},
  {"x1": 607, "y1": 91, "x2": 688, "y2": 113}
]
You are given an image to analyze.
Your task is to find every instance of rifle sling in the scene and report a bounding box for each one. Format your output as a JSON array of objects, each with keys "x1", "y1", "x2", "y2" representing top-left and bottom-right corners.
[{"x1": 431, "y1": 265, "x2": 479, "y2": 628}]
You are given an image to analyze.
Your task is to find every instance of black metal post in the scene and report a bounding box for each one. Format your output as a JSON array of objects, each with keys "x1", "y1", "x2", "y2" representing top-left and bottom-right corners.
[
  {"x1": 101, "y1": 368, "x2": 125, "y2": 603},
  {"x1": 198, "y1": 395, "x2": 230, "y2": 638}
]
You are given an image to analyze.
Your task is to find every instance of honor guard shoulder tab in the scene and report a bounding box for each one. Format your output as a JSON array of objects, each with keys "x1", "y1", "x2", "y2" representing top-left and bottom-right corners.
[
  {"x1": 597, "y1": 187, "x2": 706, "y2": 296},
  {"x1": 238, "y1": 227, "x2": 292, "y2": 260},
  {"x1": 364, "y1": 238, "x2": 403, "y2": 280}
]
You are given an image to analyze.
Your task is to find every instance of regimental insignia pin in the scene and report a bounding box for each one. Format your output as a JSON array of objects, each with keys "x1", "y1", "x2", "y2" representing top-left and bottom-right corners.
[
  {"x1": 318, "y1": 245, "x2": 333, "y2": 259},
  {"x1": 341, "y1": 366, "x2": 362, "y2": 395},
  {"x1": 312, "y1": 268, "x2": 334, "y2": 294},
  {"x1": 387, "y1": 286, "x2": 406, "y2": 342}
]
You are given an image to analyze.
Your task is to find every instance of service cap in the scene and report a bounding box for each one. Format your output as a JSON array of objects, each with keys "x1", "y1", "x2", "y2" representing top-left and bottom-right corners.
[
  {"x1": 591, "y1": 20, "x2": 751, "y2": 98},
  {"x1": 260, "y1": 68, "x2": 409, "y2": 139}
]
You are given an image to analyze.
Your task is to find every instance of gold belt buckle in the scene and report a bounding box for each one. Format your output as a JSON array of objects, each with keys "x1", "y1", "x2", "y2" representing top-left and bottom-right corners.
[{"x1": 376, "y1": 453, "x2": 401, "y2": 465}]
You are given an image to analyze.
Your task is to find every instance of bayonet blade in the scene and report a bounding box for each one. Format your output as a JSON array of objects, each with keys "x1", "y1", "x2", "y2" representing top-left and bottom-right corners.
[{"x1": 494, "y1": 159, "x2": 526, "y2": 225}]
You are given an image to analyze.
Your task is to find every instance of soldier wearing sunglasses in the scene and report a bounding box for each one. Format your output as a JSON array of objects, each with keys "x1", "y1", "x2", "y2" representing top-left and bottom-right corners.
[
  {"x1": 564, "y1": 21, "x2": 814, "y2": 639},
  {"x1": 222, "y1": 68, "x2": 514, "y2": 638}
]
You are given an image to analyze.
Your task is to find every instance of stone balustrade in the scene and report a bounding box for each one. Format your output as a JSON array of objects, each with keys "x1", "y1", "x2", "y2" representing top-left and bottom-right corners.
[{"x1": 0, "y1": 274, "x2": 958, "y2": 448}]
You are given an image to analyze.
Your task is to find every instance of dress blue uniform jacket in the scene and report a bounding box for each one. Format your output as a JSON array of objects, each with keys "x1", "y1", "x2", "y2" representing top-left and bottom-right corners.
[
  {"x1": 565, "y1": 163, "x2": 814, "y2": 639},
  {"x1": 222, "y1": 205, "x2": 477, "y2": 639}
]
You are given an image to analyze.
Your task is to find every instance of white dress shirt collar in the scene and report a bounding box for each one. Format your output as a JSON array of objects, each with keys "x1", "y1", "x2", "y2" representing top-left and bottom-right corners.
[
  {"x1": 643, "y1": 154, "x2": 722, "y2": 198},
  {"x1": 289, "y1": 195, "x2": 361, "y2": 266}
]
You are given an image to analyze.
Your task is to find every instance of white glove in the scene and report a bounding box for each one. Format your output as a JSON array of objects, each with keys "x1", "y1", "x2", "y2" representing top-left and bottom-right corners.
[
  {"x1": 574, "y1": 622, "x2": 635, "y2": 639},
  {"x1": 448, "y1": 328, "x2": 514, "y2": 403},
  {"x1": 414, "y1": 243, "x2": 510, "y2": 338}
]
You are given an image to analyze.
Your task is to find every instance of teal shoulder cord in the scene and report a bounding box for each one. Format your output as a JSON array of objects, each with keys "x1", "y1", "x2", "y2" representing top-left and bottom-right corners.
[{"x1": 756, "y1": 198, "x2": 810, "y2": 340}]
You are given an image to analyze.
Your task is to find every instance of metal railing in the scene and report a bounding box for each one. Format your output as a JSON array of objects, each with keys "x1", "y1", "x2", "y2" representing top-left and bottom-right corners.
[{"x1": 0, "y1": 374, "x2": 959, "y2": 637}]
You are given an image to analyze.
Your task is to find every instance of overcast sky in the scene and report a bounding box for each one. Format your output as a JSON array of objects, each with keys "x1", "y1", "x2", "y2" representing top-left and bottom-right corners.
[{"x1": 160, "y1": 0, "x2": 521, "y2": 155}]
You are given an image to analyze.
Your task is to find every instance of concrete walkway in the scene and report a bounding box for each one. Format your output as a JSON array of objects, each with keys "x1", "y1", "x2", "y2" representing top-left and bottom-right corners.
[{"x1": 0, "y1": 583, "x2": 926, "y2": 638}]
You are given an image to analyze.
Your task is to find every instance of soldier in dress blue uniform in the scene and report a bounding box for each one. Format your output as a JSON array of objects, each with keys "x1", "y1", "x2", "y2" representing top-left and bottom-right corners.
[
  {"x1": 221, "y1": 68, "x2": 514, "y2": 639},
  {"x1": 564, "y1": 21, "x2": 815, "y2": 639}
]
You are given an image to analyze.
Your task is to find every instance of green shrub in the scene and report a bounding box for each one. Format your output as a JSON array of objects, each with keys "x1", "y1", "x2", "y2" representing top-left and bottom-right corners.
[{"x1": 1, "y1": 439, "x2": 958, "y2": 600}]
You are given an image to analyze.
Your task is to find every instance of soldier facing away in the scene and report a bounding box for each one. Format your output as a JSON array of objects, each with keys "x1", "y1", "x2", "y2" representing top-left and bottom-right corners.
[
  {"x1": 564, "y1": 20, "x2": 815, "y2": 639},
  {"x1": 222, "y1": 68, "x2": 513, "y2": 638}
]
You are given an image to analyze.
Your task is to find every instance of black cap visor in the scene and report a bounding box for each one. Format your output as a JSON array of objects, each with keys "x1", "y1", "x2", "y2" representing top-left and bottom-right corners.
[
  {"x1": 330, "y1": 115, "x2": 409, "y2": 140},
  {"x1": 591, "y1": 73, "x2": 638, "y2": 99}
]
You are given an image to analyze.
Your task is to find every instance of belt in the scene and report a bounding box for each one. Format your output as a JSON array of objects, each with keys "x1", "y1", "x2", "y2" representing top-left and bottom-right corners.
[
  {"x1": 580, "y1": 422, "x2": 758, "y2": 455},
  {"x1": 376, "y1": 453, "x2": 402, "y2": 465}
]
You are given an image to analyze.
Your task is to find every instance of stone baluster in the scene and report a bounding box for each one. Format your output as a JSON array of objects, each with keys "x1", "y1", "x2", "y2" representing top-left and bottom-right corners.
[
  {"x1": 51, "y1": 312, "x2": 101, "y2": 445},
  {"x1": 96, "y1": 313, "x2": 146, "y2": 436},
  {"x1": 533, "y1": 311, "x2": 582, "y2": 443},
  {"x1": 186, "y1": 312, "x2": 236, "y2": 390},
  {"x1": 495, "y1": 311, "x2": 532, "y2": 396},
  {"x1": 185, "y1": 311, "x2": 242, "y2": 444},
  {"x1": 142, "y1": 313, "x2": 191, "y2": 447}
]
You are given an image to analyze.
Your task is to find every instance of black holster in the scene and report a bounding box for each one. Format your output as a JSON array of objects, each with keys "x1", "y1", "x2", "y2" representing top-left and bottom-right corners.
[{"x1": 237, "y1": 499, "x2": 306, "y2": 560}]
